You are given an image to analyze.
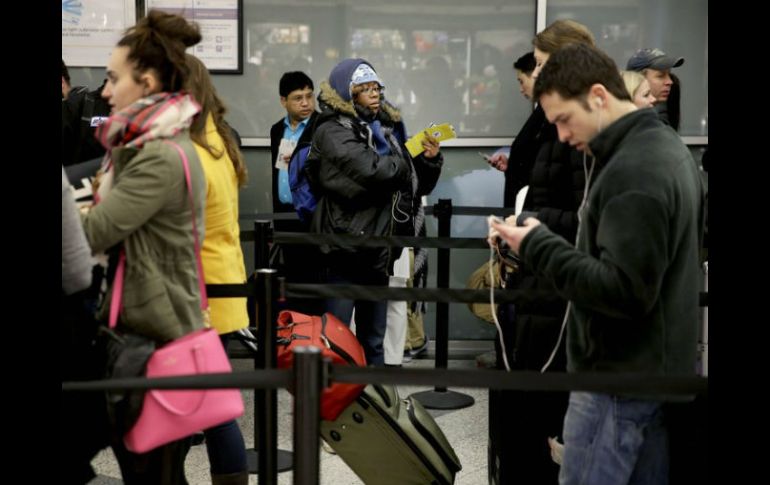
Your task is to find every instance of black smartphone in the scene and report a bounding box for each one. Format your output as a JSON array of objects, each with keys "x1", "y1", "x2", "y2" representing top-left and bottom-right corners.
[{"x1": 488, "y1": 215, "x2": 508, "y2": 249}]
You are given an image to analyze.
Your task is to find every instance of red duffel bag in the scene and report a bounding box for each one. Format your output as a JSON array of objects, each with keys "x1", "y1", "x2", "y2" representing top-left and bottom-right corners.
[{"x1": 276, "y1": 310, "x2": 367, "y2": 420}]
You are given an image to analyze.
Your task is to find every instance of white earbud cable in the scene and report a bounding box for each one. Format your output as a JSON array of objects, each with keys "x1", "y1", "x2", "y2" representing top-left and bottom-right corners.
[
  {"x1": 489, "y1": 247, "x2": 511, "y2": 371},
  {"x1": 540, "y1": 151, "x2": 595, "y2": 373}
]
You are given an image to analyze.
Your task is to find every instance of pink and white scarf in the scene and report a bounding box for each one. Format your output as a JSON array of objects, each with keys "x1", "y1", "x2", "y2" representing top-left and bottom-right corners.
[{"x1": 93, "y1": 92, "x2": 200, "y2": 203}]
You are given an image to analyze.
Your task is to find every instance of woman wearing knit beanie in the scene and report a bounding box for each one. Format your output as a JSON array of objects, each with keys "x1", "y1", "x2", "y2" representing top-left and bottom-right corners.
[{"x1": 304, "y1": 58, "x2": 443, "y2": 366}]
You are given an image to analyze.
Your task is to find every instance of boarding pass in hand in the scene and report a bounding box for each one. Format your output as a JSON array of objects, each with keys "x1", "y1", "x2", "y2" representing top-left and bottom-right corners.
[{"x1": 405, "y1": 123, "x2": 456, "y2": 157}]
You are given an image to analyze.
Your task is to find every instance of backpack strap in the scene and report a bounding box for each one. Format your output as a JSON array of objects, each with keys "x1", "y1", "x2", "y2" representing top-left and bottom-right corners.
[{"x1": 73, "y1": 90, "x2": 95, "y2": 165}]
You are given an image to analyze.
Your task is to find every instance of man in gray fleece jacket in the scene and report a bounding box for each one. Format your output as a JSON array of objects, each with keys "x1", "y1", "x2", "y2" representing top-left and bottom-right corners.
[{"x1": 489, "y1": 44, "x2": 705, "y2": 485}]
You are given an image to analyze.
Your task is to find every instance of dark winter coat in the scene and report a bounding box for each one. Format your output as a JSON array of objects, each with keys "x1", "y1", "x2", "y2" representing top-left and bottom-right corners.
[
  {"x1": 62, "y1": 82, "x2": 110, "y2": 166},
  {"x1": 305, "y1": 81, "x2": 442, "y2": 274},
  {"x1": 521, "y1": 109, "x2": 705, "y2": 380},
  {"x1": 499, "y1": 105, "x2": 586, "y2": 371}
]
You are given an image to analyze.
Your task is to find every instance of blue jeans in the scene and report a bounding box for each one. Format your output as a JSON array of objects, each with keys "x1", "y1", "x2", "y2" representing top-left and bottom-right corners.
[
  {"x1": 560, "y1": 392, "x2": 668, "y2": 485},
  {"x1": 325, "y1": 269, "x2": 388, "y2": 367}
]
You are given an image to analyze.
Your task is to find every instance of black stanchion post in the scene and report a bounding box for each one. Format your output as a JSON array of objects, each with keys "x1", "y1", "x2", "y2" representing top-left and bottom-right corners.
[
  {"x1": 435, "y1": 199, "x2": 451, "y2": 383},
  {"x1": 256, "y1": 268, "x2": 278, "y2": 484},
  {"x1": 254, "y1": 220, "x2": 271, "y2": 268},
  {"x1": 247, "y1": 220, "x2": 271, "y2": 327},
  {"x1": 410, "y1": 199, "x2": 475, "y2": 410},
  {"x1": 293, "y1": 346, "x2": 323, "y2": 485},
  {"x1": 248, "y1": 267, "x2": 293, "y2": 478}
]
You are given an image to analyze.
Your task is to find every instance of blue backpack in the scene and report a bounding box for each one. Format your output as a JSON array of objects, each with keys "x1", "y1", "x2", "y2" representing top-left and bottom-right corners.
[{"x1": 288, "y1": 143, "x2": 316, "y2": 224}]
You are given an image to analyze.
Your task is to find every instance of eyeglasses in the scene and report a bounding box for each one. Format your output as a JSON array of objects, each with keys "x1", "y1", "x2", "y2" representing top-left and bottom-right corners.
[
  {"x1": 359, "y1": 85, "x2": 384, "y2": 95},
  {"x1": 288, "y1": 93, "x2": 314, "y2": 103}
]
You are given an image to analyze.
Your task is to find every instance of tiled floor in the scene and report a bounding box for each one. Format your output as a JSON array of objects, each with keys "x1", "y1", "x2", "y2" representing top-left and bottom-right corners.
[{"x1": 89, "y1": 354, "x2": 492, "y2": 484}]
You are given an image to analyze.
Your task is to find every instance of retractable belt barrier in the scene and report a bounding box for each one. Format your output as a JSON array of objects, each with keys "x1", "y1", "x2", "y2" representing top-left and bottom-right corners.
[
  {"x1": 206, "y1": 282, "x2": 707, "y2": 310},
  {"x1": 245, "y1": 205, "x2": 515, "y2": 224},
  {"x1": 63, "y1": 365, "x2": 707, "y2": 396}
]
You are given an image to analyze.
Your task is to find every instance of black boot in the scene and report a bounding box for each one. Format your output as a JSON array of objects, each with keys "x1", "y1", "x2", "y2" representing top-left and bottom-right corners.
[{"x1": 211, "y1": 471, "x2": 249, "y2": 485}]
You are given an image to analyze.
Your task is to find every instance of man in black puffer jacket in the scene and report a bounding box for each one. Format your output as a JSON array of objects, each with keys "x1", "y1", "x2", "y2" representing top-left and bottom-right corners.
[{"x1": 305, "y1": 58, "x2": 443, "y2": 366}]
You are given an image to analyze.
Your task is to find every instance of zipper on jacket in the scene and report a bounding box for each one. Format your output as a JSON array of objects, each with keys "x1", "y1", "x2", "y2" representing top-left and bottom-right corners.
[{"x1": 387, "y1": 193, "x2": 398, "y2": 267}]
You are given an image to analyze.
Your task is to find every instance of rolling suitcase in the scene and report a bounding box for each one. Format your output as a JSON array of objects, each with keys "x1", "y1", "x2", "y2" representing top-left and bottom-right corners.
[{"x1": 321, "y1": 383, "x2": 462, "y2": 485}]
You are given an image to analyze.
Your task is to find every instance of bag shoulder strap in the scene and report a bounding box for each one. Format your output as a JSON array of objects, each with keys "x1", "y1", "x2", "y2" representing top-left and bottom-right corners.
[{"x1": 109, "y1": 140, "x2": 207, "y2": 329}]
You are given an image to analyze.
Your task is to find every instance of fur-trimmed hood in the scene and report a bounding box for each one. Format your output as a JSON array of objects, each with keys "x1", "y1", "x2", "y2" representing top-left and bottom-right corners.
[{"x1": 317, "y1": 80, "x2": 401, "y2": 123}]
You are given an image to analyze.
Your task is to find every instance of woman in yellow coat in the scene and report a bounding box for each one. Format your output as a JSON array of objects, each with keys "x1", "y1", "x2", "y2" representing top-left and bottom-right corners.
[{"x1": 186, "y1": 54, "x2": 249, "y2": 485}]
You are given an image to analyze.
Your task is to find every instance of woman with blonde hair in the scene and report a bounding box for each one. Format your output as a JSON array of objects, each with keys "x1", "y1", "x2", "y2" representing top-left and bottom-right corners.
[{"x1": 621, "y1": 70, "x2": 657, "y2": 108}]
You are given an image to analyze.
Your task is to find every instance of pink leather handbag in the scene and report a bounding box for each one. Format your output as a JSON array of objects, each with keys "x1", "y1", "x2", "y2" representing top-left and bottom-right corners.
[
  {"x1": 123, "y1": 326, "x2": 244, "y2": 453},
  {"x1": 110, "y1": 141, "x2": 244, "y2": 453}
]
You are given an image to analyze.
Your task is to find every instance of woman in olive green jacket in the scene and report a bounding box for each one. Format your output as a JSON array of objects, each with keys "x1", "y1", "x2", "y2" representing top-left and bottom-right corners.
[
  {"x1": 80, "y1": 11, "x2": 206, "y2": 484},
  {"x1": 85, "y1": 134, "x2": 206, "y2": 340}
]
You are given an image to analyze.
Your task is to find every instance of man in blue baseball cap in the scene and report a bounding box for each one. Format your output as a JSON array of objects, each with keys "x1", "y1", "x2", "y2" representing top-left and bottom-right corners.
[{"x1": 626, "y1": 48, "x2": 684, "y2": 105}]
